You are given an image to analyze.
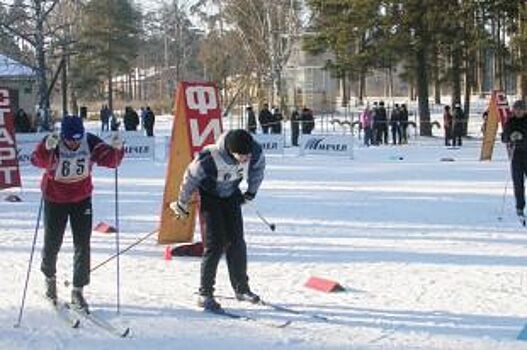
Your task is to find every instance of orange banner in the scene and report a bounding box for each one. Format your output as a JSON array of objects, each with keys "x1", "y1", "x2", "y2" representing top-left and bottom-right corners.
[
  {"x1": 480, "y1": 90, "x2": 509, "y2": 161},
  {"x1": 0, "y1": 88, "x2": 21, "y2": 189},
  {"x1": 158, "y1": 82, "x2": 223, "y2": 244}
]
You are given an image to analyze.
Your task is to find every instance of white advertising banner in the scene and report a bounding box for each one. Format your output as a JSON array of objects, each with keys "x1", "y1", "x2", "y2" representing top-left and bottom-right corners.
[
  {"x1": 299, "y1": 134, "x2": 354, "y2": 158},
  {"x1": 252, "y1": 133, "x2": 284, "y2": 154},
  {"x1": 16, "y1": 131, "x2": 156, "y2": 166}
]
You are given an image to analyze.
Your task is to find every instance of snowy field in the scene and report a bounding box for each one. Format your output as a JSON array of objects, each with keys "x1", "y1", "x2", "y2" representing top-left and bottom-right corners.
[{"x1": 1, "y1": 117, "x2": 527, "y2": 350}]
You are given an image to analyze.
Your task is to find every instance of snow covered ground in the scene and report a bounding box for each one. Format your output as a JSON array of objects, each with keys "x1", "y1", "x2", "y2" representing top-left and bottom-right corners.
[{"x1": 2, "y1": 117, "x2": 527, "y2": 350}]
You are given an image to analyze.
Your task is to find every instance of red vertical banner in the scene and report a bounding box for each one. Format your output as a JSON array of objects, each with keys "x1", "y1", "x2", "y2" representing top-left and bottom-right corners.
[
  {"x1": 0, "y1": 88, "x2": 21, "y2": 189},
  {"x1": 480, "y1": 90, "x2": 509, "y2": 161},
  {"x1": 158, "y1": 82, "x2": 223, "y2": 244}
]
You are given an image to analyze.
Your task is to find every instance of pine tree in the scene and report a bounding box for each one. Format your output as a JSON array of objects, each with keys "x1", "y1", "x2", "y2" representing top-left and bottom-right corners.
[{"x1": 73, "y1": 0, "x2": 140, "y2": 110}]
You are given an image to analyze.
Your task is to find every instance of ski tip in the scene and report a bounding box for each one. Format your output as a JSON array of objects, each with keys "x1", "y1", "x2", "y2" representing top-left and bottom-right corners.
[
  {"x1": 121, "y1": 327, "x2": 131, "y2": 338},
  {"x1": 279, "y1": 320, "x2": 293, "y2": 328}
]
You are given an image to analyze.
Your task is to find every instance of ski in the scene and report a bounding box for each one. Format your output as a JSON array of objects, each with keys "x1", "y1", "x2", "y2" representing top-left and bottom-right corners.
[
  {"x1": 216, "y1": 295, "x2": 329, "y2": 322},
  {"x1": 64, "y1": 303, "x2": 130, "y2": 338},
  {"x1": 205, "y1": 308, "x2": 292, "y2": 328},
  {"x1": 259, "y1": 299, "x2": 330, "y2": 322},
  {"x1": 47, "y1": 297, "x2": 81, "y2": 328}
]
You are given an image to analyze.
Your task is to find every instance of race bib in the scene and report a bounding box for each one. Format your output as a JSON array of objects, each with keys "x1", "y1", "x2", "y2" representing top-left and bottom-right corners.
[{"x1": 54, "y1": 137, "x2": 90, "y2": 183}]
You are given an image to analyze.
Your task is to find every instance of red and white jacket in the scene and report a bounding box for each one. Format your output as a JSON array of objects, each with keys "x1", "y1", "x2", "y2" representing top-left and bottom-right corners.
[{"x1": 31, "y1": 133, "x2": 124, "y2": 203}]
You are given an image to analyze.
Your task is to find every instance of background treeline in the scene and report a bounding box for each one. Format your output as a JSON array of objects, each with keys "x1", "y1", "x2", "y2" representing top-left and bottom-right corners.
[{"x1": 0, "y1": 1, "x2": 526, "y2": 135}]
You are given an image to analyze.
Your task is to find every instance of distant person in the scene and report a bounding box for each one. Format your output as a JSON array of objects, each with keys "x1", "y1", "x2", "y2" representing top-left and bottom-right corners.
[
  {"x1": 100, "y1": 105, "x2": 110, "y2": 132},
  {"x1": 258, "y1": 104, "x2": 272, "y2": 134},
  {"x1": 110, "y1": 112, "x2": 120, "y2": 131},
  {"x1": 443, "y1": 105, "x2": 453, "y2": 147},
  {"x1": 15, "y1": 108, "x2": 32, "y2": 133},
  {"x1": 400, "y1": 104, "x2": 409, "y2": 144},
  {"x1": 143, "y1": 106, "x2": 155, "y2": 137},
  {"x1": 123, "y1": 106, "x2": 140, "y2": 131},
  {"x1": 290, "y1": 106, "x2": 301, "y2": 146},
  {"x1": 246, "y1": 106, "x2": 257, "y2": 134},
  {"x1": 300, "y1": 106, "x2": 314, "y2": 135},
  {"x1": 452, "y1": 103, "x2": 464, "y2": 147},
  {"x1": 271, "y1": 107, "x2": 282, "y2": 134},
  {"x1": 377, "y1": 101, "x2": 388, "y2": 144},
  {"x1": 360, "y1": 104, "x2": 373, "y2": 146},
  {"x1": 390, "y1": 104, "x2": 401, "y2": 145},
  {"x1": 503, "y1": 100, "x2": 527, "y2": 219}
]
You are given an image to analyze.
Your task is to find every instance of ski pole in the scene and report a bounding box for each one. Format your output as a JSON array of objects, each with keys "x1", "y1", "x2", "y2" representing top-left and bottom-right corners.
[
  {"x1": 247, "y1": 201, "x2": 276, "y2": 231},
  {"x1": 498, "y1": 143, "x2": 515, "y2": 221},
  {"x1": 15, "y1": 146, "x2": 55, "y2": 328},
  {"x1": 64, "y1": 229, "x2": 158, "y2": 287},
  {"x1": 114, "y1": 146, "x2": 121, "y2": 314},
  {"x1": 14, "y1": 196, "x2": 44, "y2": 328}
]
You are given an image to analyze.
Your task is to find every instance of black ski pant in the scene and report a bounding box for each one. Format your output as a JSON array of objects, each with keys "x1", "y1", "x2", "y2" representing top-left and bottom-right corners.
[
  {"x1": 41, "y1": 197, "x2": 92, "y2": 288},
  {"x1": 511, "y1": 150, "x2": 527, "y2": 211},
  {"x1": 198, "y1": 192, "x2": 250, "y2": 297}
]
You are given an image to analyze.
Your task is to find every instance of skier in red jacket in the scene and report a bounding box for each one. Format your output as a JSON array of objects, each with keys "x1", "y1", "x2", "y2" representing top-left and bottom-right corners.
[{"x1": 31, "y1": 115, "x2": 124, "y2": 311}]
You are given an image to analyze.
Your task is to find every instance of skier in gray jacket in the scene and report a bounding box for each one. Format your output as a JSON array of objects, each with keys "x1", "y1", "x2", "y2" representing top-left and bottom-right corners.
[{"x1": 170, "y1": 129, "x2": 266, "y2": 311}]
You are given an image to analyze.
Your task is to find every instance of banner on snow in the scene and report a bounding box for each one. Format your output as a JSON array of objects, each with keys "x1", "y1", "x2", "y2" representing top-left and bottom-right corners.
[
  {"x1": 99, "y1": 131, "x2": 155, "y2": 160},
  {"x1": 158, "y1": 81, "x2": 223, "y2": 244},
  {"x1": 299, "y1": 134, "x2": 353, "y2": 158},
  {"x1": 252, "y1": 133, "x2": 284, "y2": 154},
  {"x1": 0, "y1": 88, "x2": 21, "y2": 189},
  {"x1": 16, "y1": 131, "x2": 155, "y2": 165},
  {"x1": 480, "y1": 90, "x2": 509, "y2": 161}
]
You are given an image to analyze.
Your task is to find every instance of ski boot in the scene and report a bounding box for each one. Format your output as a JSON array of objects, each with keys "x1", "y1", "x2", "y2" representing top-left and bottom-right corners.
[
  {"x1": 518, "y1": 209, "x2": 526, "y2": 226},
  {"x1": 235, "y1": 290, "x2": 261, "y2": 304},
  {"x1": 197, "y1": 295, "x2": 222, "y2": 311},
  {"x1": 71, "y1": 288, "x2": 89, "y2": 313},
  {"x1": 45, "y1": 277, "x2": 57, "y2": 302}
]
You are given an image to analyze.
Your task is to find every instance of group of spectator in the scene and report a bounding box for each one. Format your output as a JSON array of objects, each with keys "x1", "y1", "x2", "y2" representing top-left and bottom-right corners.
[
  {"x1": 443, "y1": 103, "x2": 465, "y2": 147},
  {"x1": 100, "y1": 105, "x2": 156, "y2": 137},
  {"x1": 245, "y1": 104, "x2": 315, "y2": 146},
  {"x1": 360, "y1": 101, "x2": 409, "y2": 146}
]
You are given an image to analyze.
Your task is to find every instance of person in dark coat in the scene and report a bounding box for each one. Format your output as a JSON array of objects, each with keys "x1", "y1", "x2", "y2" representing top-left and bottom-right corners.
[
  {"x1": 246, "y1": 106, "x2": 257, "y2": 134},
  {"x1": 258, "y1": 104, "x2": 273, "y2": 134},
  {"x1": 169, "y1": 129, "x2": 266, "y2": 311},
  {"x1": 300, "y1": 106, "x2": 315, "y2": 134},
  {"x1": 400, "y1": 104, "x2": 409, "y2": 144},
  {"x1": 123, "y1": 106, "x2": 140, "y2": 131},
  {"x1": 377, "y1": 101, "x2": 388, "y2": 144},
  {"x1": 100, "y1": 105, "x2": 110, "y2": 132},
  {"x1": 452, "y1": 103, "x2": 464, "y2": 147},
  {"x1": 290, "y1": 106, "x2": 300, "y2": 146},
  {"x1": 443, "y1": 105, "x2": 453, "y2": 146},
  {"x1": 143, "y1": 106, "x2": 155, "y2": 137},
  {"x1": 15, "y1": 108, "x2": 32, "y2": 133},
  {"x1": 390, "y1": 104, "x2": 401, "y2": 145},
  {"x1": 271, "y1": 107, "x2": 283, "y2": 134},
  {"x1": 503, "y1": 100, "x2": 527, "y2": 218}
]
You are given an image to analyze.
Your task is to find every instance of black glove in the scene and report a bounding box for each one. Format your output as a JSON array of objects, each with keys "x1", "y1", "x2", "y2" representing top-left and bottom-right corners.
[
  {"x1": 243, "y1": 191, "x2": 256, "y2": 202},
  {"x1": 510, "y1": 131, "x2": 524, "y2": 143}
]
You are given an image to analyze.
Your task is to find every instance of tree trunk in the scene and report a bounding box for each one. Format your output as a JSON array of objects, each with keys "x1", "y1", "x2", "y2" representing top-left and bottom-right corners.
[
  {"x1": 35, "y1": 0, "x2": 51, "y2": 130},
  {"x1": 451, "y1": 45, "x2": 462, "y2": 106},
  {"x1": 416, "y1": 46, "x2": 431, "y2": 136}
]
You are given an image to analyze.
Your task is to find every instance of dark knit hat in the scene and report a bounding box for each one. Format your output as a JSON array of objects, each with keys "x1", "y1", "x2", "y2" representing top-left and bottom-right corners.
[
  {"x1": 61, "y1": 115, "x2": 84, "y2": 141},
  {"x1": 512, "y1": 100, "x2": 526, "y2": 110},
  {"x1": 225, "y1": 129, "x2": 253, "y2": 155}
]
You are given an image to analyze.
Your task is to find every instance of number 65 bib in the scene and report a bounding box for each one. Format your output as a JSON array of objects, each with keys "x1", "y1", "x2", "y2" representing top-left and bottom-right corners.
[{"x1": 54, "y1": 136, "x2": 91, "y2": 183}]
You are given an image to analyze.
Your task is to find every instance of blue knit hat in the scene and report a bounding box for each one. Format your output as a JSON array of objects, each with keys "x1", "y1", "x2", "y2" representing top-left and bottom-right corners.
[{"x1": 61, "y1": 115, "x2": 84, "y2": 141}]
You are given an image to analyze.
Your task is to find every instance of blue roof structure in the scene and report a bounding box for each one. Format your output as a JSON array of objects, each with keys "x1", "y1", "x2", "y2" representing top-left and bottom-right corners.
[{"x1": 0, "y1": 54, "x2": 35, "y2": 77}]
